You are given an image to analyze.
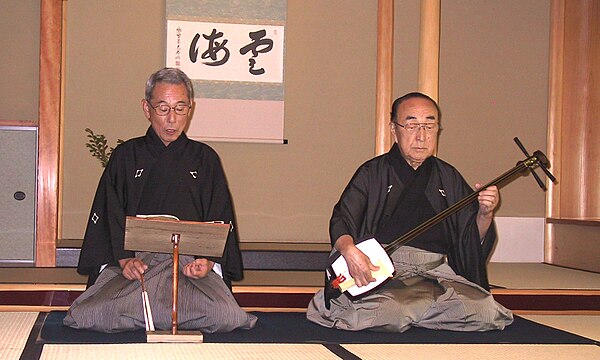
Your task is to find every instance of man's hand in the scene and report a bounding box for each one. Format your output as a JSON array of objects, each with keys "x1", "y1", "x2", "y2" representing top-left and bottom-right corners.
[
  {"x1": 476, "y1": 184, "x2": 499, "y2": 218},
  {"x1": 183, "y1": 258, "x2": 214, "y2": 279},
  {"x1": 335, "y1": 235, "x2": 379, "y2": 287},
  {"x1": 475, "y1": 184, "x2": 499, "y2": 239},
  {"x1": 119, "y1": 258, "x2": 148, "y2": 281}
]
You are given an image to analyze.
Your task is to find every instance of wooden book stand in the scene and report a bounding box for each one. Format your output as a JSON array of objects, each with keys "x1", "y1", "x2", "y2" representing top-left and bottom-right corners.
[{"x1": 124, "y1": 215, "x2": 230, "y2": 343}]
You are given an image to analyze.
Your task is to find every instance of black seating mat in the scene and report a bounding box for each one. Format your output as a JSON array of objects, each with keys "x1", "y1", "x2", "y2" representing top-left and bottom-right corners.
[{"x1": 38, "y1": 311, "x2": 598, "y2": 345}]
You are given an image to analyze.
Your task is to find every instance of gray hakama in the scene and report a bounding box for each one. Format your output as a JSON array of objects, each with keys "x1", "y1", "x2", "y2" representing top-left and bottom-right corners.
[
  {"x1": 307, "y1": 246, "x2": 513, "y2": 332},
  {"x1": 64, "y1": 253, "x2": 257, "y2": 333}
]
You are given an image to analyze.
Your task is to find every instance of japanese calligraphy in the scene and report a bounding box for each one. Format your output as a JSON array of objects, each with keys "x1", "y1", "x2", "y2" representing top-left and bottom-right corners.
[
  {"x1": 240, "y1": 30, "x2": 274, "y2": 75},
  {"x1": 189, "y1": 28, "x2": 231, "y2": 66},
  {"x1": 167, "y1": 20, "x2": 284, "y2": 83}
]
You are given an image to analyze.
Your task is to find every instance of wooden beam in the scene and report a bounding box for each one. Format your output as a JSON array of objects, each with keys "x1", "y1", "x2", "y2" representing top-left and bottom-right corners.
[{"x1": 0, "y1": 120, "x2": 38, "y2": 127}]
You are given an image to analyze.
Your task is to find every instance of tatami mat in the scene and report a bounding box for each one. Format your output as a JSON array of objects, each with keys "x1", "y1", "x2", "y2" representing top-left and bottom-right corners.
[
  {"x1": 0, "y1": 312, "x2": 38, "y2": 360},
  {"x1": 521, "y1": 314, "x2": 600, "y2": 341},
  {"x1": 0, "y1": 268, "x2": 87, "y2": 285},
  {"x1": 39, "y1": 343, "x2": 341, "y2": 360},
  {"x1": 342, "y1": 344, "x2": 600, "y2": 360},
  {"x1": 488, "y1": 263, "x2": 600, "y2": 290},
  {"x1": 2, "y1": 310, "x2": 598, "y2": 360}
]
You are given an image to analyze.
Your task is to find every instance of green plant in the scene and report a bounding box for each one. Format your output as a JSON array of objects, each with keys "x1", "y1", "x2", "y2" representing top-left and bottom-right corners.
[{"x1": 84, "y1": 128, "x2": 124, "y2": 168}]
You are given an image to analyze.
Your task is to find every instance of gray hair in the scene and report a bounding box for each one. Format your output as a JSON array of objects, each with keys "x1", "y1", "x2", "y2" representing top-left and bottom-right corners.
[{"x1": 144, "y1": 67, "x2": 194, "y2": 102}]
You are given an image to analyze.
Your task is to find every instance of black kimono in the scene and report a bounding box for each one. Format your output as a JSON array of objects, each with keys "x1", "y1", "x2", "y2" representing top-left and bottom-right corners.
[
  {"x1": 65, "y1": 127, "x2": 256, "y2": 333},
  {"x1": 307, "y1": 145, "x2": 513, "y2": 332},
  {"x1": 77, "y1": 127, "x2": 242, "y2": 284},
  {"x1": 329, "y1": 144, "x2": 496, "y2": 289}
]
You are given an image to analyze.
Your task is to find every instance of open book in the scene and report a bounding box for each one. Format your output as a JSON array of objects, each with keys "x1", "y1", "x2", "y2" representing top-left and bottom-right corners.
[{"x1": 136, "y1": 214, "x2": 226, "y2": 225}]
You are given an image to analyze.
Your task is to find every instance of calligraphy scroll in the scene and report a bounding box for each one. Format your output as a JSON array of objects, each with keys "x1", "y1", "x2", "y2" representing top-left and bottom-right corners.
[{"x1": 166, "y1": 0, "x2": 286, "y2": 143}]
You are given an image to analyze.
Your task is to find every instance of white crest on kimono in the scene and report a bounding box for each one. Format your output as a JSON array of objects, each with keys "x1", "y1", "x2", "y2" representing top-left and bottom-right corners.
[
  {"x1": 190, "y1": 171, "x2": 198, "y2": 179},
  {"x1": 439, "y1": 189, "x2": 446, "y2": 197},
  {"x1": 135, "y1": 169, "x2": 144, "y2": 178},
  {"x1": 91, "y1": 212, "x2": 99, "y2": 224},
  {"x1": 387, "y1": 185, "x2": 393, "y2": 193}
]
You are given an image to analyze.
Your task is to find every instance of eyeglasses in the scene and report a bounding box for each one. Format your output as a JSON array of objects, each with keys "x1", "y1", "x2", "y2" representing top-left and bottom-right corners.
[
  {"x1": 147, "y1": 101, "x2": 191, "y2": 116},
  {"x1": 394, "y1": 122, "x2": 440, "y2": 133}
]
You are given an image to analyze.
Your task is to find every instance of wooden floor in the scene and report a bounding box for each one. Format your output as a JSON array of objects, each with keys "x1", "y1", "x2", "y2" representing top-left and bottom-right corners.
[
  {"x1": 488, "y1": 263, "x2": 600, "y2": 290},
  {"x1": 0, "y1": 262, "x2": 598, "y2": 314}
]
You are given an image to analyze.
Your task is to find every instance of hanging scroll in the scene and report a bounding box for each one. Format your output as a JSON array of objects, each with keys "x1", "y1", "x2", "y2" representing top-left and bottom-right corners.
[{"x1": 166, "y1": 0, "x2": 287, "y2": 143}]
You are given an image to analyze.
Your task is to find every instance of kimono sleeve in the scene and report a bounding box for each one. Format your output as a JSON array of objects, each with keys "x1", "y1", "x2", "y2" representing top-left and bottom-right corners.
[
  {"x1": 440, "y1": 163, "x2": 497, "y2": 290},
  {"x1": 200, "y1": 151, "x2": 244, "y2": 282},
  {"x1": 77, "y1": 148, "x2": 134, "y2": 274},
  {"x1": 329, "y1": 164, "x2": 372, "y2": 246}
]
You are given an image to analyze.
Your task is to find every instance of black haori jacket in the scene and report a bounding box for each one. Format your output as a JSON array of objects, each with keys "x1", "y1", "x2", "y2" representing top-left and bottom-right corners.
[
  {"x1": 77, "y1": 127, "x2": 243, "y2": 285},
  {"x1": 329, "y1": 145, "x2": 497, "y2": 290}
]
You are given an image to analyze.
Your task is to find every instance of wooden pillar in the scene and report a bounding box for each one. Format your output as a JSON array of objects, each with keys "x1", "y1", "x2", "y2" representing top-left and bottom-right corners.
[
  {"x1": 375, "y1": 0, "x2": 394, "y2": 156},
  {"x1": 546, "y1": 0, "x2": 565, "y2": 222},
  {"x1": 37, "y1": 0, "x2": 63, "y2": 266},
  {"x1": 417, "y1": 0, "x2": 441, "y2": 102}
]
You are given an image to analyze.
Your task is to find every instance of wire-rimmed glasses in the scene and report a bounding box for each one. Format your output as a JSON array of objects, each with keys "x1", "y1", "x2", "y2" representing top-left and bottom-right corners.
[
  {"x1": 394, "y1": 122, "x2": 440, "y2": 133},
  {"x1": 147, "y1": 101, "x2": 191, "y2": 116}
]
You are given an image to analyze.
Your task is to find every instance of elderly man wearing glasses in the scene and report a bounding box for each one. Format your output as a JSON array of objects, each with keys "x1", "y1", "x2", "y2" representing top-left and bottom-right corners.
[
  {"x1": 64, "y1": 67, "x2": 257, "y2": 333},
  {"x1": 307, "y1": 92, "x2": 513, "y2": 333}
]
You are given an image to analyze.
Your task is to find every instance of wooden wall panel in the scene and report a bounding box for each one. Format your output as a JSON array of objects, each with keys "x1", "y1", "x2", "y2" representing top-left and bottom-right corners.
[
  {"x1": 558, "y1": 0, "x2": 600, "y2": 218},
  {"x1": 546, "y1": 0, "x2": 599, "y2": 270},
  {"x1": 547, "y1": 220, "x2": 600, "y2": 272}
]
